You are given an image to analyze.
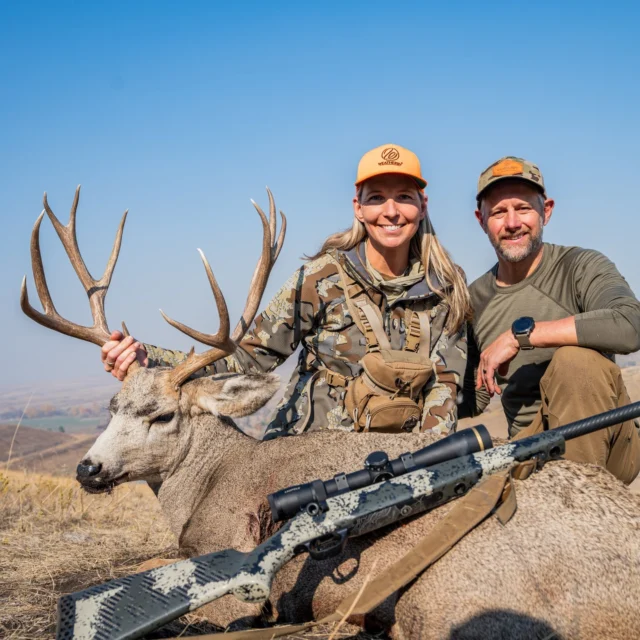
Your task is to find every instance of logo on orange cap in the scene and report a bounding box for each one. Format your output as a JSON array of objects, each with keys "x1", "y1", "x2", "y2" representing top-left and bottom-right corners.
[
  {"x1": 380, "y1": 147, "x2": 401, "y2": 164},
  {"x1": 355, "y1": 144, "x2": 427, "y2": 189}
]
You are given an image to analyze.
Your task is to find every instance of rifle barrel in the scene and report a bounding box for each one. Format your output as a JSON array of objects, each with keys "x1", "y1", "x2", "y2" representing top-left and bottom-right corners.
[{"x1": 554, "y1": 401, "x2": 640, "y2": 442}]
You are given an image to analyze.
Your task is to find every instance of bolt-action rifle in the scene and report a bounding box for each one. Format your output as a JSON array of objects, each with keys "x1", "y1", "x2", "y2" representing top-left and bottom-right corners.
[{"x1": 56, "y1": 402, "x2": 640, "y2": 640}]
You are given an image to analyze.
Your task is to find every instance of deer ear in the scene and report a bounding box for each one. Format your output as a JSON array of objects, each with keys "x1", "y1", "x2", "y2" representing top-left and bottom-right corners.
[{"x1": 194, "y1": 373, "x2": 280, "y2": 418}]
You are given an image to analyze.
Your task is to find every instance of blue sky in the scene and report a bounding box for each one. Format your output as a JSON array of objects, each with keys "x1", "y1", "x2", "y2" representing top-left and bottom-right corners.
[{"x1": 1, "y1": 1, "x2": 638, "y2": 386}]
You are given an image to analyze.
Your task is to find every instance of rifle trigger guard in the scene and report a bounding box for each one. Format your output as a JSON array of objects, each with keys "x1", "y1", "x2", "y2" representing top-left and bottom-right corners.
[{"x1": 307, "y1": 528, "x2": 349, "y2": 561}]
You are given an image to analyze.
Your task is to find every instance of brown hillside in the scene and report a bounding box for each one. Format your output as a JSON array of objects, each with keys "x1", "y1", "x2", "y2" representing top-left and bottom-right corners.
[
  {"x1": 0, "y1": 424, "x2": 73, "y2": 461},
  {"x1": 1, "y1": 424, "x2": 97, "y2": 476}
]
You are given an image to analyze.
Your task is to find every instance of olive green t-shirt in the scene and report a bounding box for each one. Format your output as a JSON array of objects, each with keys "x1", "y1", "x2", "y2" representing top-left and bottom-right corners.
[{"x1": 460, "y1": 243, "x2": 640, "y2": 434}]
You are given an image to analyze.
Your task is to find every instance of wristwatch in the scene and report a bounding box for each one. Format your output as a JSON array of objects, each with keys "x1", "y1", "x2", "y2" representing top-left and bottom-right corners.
[{"x1": 512, "y1": 316, "x2": 535, "y2": 350}]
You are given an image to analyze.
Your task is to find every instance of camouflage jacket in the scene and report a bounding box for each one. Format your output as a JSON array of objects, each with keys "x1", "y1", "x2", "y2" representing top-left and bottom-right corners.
[{"x1": 144, "y1": 244, "x2": 468, "y2": 438}]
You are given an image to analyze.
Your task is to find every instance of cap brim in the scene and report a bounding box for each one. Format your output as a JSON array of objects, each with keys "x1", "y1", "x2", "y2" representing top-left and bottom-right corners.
[
  {"x1": 355, "y1": 171, "x2": 427, "y2": 190},
  {"x1": 476, "y1": 176, "x2": 545, "y2": 202}
]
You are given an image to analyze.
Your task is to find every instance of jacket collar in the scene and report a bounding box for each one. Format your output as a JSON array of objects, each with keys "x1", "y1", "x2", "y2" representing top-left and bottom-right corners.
[{"x1": 335, "y1": 244, "x2": 444, "y2": 305}]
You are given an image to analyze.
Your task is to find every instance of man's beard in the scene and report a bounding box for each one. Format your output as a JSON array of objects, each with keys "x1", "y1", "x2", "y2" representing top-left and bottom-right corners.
[{"x1": 489, "y1": 226, "x2": 544, "y2": 263}]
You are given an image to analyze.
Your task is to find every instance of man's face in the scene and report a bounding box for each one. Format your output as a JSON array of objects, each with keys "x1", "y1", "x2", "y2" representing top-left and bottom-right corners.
[
  {"x1": 475, "y1": 181, "x2": 554, "y2": 263},
  {"x1": 353, "y1": 174, "x2": 426, "y2": 252}
]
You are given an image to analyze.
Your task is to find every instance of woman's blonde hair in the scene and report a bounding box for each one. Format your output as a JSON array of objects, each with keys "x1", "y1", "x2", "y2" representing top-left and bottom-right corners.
[{"x1": 307, "y1": 191, "x2": 471, "y2": 333}]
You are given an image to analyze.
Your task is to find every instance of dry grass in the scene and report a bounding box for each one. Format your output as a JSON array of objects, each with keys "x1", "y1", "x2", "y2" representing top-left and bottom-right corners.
[
  {"x1": 0, "y1": 470, "x2": 378, "y2": 640},
  {"x1": 0, "y1": 470, "x2": 211, "y2": 638}
]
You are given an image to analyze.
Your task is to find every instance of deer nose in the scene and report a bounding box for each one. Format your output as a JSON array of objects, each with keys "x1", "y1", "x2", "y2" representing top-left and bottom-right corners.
[{"x1": 77, "y1": 460, "x2": 102, "y2": 478}]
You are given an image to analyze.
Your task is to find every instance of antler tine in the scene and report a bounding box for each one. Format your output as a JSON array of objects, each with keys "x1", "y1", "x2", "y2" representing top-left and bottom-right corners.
[
  {"x1": 168, "y1": 190, "x2": 286, "y2": 388},
  {"x1": 43, "y1": 187, "x2": 94, "y2": 291},
  {"x1": 232, "y1": 198, "x2": 273, "y2": 341},
  {"x1": 44, "y1": 186, "x2": 128, "y2": 294},
  {"x1": 103, "y1": 208, "x2": 129, "y2": 290},
  {"x1": 160, "y1": 249, "x2": 233, "y2": 350},
  {"x1": 42, "y1": 187, "x2": 129, "y2": 340},
  {"x1": 266, "y1": 187, "x2": 277, "y2": 251},
  {"x1": 28, "y1": 211, "x2": 56, "y2": 316},
  {"x1": 273, "y1": 211, "x2": 287, "y2": 262},
  {"x1": 266, "y1": 186, "x2": 287, "y2": 262}
]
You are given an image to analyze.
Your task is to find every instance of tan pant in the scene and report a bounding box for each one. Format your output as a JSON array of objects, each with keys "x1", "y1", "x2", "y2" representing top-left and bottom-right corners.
[{"x1": 513, "y1": 346, "x2": 640, "y2": 485}]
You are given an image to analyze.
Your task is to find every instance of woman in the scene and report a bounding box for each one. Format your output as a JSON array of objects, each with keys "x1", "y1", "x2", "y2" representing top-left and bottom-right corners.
[{"x1": 101, "y1": 143, "x2": 471, "y2": 437}]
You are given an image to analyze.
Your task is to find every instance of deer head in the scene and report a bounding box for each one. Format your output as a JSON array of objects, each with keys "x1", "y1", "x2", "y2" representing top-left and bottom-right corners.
[{"x1": 21, "y1": 187, "x2": 285, "y2": 494}]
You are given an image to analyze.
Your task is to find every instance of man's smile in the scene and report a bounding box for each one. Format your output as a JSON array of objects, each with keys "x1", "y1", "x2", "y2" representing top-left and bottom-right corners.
[{"x1": 501, "y1": 232, "x2": 528, "y2": 244}]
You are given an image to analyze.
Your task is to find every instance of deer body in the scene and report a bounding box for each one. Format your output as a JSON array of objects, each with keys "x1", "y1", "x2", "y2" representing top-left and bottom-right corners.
[{"x1": 79, "y1": 368, "x2": 640, "y2": 640}]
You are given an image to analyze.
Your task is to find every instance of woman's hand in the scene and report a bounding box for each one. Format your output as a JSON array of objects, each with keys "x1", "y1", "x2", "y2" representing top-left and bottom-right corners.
[{"x1": 101, "y1": 331, "x2": 148, "y2": 381}]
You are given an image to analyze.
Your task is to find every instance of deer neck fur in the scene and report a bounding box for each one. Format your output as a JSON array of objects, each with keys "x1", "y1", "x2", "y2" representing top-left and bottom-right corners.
[{"x1": 156, "y1": 412, "x2": 257, "y2": 540}]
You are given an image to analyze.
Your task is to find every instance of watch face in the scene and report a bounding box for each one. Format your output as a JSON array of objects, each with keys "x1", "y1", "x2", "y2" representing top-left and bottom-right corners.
[{"x1": 513, "y1": 316, "x2": 535, "y2": 334}]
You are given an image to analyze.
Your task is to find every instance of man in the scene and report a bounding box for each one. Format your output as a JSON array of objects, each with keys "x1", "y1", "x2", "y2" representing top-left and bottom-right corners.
[{"x1": 459, "y1": 156, "x2": 640, "y2": 484}]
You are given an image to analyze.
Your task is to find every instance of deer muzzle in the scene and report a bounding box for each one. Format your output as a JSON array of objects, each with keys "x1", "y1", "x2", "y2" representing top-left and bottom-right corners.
[{"x1": 77, "y1": 460, "x2": 102, "y2": 478}]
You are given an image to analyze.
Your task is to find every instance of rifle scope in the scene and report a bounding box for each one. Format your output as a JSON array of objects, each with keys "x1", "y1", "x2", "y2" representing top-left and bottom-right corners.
[{"x1": 267, "y1": 425, "x2": 493, "y2": 523}]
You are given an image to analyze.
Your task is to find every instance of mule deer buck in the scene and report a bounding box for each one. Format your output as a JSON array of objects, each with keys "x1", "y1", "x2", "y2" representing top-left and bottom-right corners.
[{"x1": 22, "y1": 187, "x2": 640, "y2": 639}]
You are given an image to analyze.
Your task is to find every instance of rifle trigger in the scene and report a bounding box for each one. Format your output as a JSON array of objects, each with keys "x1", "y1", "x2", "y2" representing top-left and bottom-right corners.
[{"x1": 307, "y1": 528, "x2": 349, "y2": 561}]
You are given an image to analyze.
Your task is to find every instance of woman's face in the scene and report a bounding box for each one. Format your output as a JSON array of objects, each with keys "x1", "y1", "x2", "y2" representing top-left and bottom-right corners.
[{"x1": 353, "y1": 174, "x2": 426, "y2": 252}]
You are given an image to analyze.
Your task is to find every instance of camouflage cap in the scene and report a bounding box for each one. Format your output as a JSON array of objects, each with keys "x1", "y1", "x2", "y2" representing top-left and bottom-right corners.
[{"x1": 476, "y1": 156, "x2": 545, "y2": 202}]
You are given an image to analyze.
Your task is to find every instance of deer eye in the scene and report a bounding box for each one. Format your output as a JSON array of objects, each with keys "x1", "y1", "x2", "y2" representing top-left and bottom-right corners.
[{"x1": 151, "y1": 412, "x2": 175, "y2": 425}]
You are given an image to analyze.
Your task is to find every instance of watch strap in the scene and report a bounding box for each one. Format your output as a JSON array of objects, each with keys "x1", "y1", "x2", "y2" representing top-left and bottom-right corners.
[{"x1": 515, "y1": 333, "x2": 534, "y2": 350}]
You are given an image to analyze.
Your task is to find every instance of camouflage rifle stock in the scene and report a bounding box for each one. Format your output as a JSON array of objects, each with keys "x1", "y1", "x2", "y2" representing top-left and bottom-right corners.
[{"x1": 56, "y1": 401, "x2": 640, "y2": 640}]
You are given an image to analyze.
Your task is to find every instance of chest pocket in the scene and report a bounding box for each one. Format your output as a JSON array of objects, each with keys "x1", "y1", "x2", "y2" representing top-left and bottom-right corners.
[{"x1": 343, "y1": 297, "x2": 435, "y2": 432}]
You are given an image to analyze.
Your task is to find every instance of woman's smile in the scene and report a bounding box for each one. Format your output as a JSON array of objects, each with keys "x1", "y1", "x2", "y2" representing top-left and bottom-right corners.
[{"x1": 379, "y1": 223, "x2": 405, "y2": 233}]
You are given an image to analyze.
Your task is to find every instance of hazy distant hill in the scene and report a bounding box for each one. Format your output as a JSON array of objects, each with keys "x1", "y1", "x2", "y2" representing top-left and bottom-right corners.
[
  {"x1": 0, "y1": 424, "x2": 97, "y2": 476},
  {"x1": 0, "y1": 424, "x2": 69, "y2": 461},
  {"x1": 0, "y1": 376, "x2": 119, "y2": 433}
]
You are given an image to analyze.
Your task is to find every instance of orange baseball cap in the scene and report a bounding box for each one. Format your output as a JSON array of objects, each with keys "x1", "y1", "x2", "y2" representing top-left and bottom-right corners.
[{"x1": 355, "y1": 144, "x2": 427, "y2": 189}]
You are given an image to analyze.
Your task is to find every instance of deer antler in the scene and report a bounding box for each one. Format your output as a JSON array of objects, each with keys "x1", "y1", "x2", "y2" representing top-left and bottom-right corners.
[
  {"x1": 165, "y1": 188, "x2": 286, "y2": 388},
  {"x1": 20, "y1": 186, "x2": 128, "y2": 346}
]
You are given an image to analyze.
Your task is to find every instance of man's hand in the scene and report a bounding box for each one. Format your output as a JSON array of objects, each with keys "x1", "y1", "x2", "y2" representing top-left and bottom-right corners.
[
  {"x1": 101, "y1": 331, "x2": 148, "y2": 381},
  {"x1": 476, "y1": 330, "x2": 520, "y2": 396}
]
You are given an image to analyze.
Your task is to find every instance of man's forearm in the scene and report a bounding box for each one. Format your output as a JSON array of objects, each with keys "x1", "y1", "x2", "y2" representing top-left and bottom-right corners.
[{"x1": 528, "y1": 316, "x2": 578, "y2": 348}]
